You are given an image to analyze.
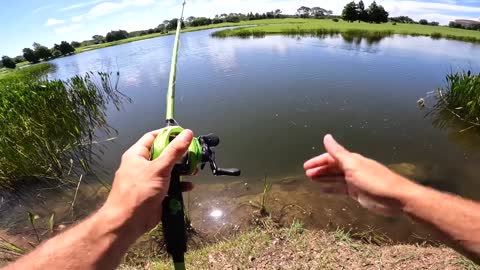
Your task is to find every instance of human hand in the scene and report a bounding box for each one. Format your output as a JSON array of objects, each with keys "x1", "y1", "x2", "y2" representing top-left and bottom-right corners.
[
  {"x1": 102, "y1": 129, "x2": 194, "y2": 238},
  {"x1": 304, "y1": 134, "x2": 418, "y2": 216}
]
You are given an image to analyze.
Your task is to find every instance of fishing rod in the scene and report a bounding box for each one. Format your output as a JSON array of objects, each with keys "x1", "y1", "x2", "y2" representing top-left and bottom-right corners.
[{"x1": 150, "y1": 1, "x2": 241, "y2": 269}]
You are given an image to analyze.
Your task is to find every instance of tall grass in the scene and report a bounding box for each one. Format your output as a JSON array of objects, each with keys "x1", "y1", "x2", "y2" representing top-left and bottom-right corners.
[
  {"x1": 0, "y1": 63, "x2": 53, "y2": 81},
  {"x1": 435, "y1": 71, "x2": 480, "y2": 127},
  {"x1": 0, "y1": 71, "x2": 129, "y2": 187}
]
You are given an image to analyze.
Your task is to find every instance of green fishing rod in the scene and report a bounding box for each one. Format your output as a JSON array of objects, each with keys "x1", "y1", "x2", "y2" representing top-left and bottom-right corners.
[{"x1": 150, "y1": 1, "x2": 240, "y2": 269}]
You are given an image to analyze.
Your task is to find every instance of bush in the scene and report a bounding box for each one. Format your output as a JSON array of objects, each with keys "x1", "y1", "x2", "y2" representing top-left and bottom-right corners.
[
  {"x1": 332, "y1": 18, "x2": 339, "y2": 22},
  {"x1": 419, "y1": 19, "x2": 428, "y2": 25},
  {"x1": 392, "y1": 22, "x2": 397, "y2": 25},
  {"x1": 1, "y1": 56, "x2": 16, "y2": 69},
  {"x1": 430, "y1": 32, "x2": 442, "y2": 39}
]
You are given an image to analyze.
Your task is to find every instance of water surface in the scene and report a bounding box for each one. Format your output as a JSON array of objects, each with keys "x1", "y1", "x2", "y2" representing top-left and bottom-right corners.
[{"x1": 5, "y1": 28, "x2": 480, "y2": 242}]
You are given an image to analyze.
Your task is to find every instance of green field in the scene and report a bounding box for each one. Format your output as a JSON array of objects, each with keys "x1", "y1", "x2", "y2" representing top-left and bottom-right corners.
[{"x1": 212, "y1": 18, "x2": 480, "y2": 43}]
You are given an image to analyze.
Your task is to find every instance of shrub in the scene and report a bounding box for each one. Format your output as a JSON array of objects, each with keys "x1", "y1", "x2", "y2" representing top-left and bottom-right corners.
[{"x1": 332, "y1": 18, "x2": 339, "y2": 22}]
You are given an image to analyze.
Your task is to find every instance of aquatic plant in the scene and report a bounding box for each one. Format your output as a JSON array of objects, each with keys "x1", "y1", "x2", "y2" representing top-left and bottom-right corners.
[
  {"x1": 0, "y1": 71, "x2": 129, "y2": 187},
  {"x1": 260, "y1": 171, "x2": 270, "y2": 216},
  {"x1": 435, "y1": 70, "x2": 480, "y2": 129}
]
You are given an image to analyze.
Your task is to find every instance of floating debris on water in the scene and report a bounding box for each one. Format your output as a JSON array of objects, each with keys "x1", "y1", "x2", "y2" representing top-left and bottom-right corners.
[
  {"x1": 290, "y1": 121, "x2": 297, "y2": 126},
  {"x1": 417, "y1": 98, "x2": 425, "y2": 108}
]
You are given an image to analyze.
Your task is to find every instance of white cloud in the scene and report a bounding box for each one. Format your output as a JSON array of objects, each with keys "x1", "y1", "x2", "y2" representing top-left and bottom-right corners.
[
  {"x1": 85, "y1": 0, "x2": 155, "y2": 19},
  {"x1": 54, "y1": 24, "x2": 84, "y2": 34},
  {"x1": 45, "y1": 18, "x2": 66, "y2": 26},
  {"x1": 33, "y1": 4, "x2": 55, "y2": 14},
  {"x1": 60, "y1": 0, "x2": 105, "y2": 11},
  {"x1": 72, "y1": 15, "x2": 84, "y2": 22}
]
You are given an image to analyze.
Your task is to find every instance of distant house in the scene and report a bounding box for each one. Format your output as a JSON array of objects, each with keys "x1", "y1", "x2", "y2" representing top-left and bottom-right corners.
[{"x1": 454, "y1": 19, "x2": 480, "y2": 28}]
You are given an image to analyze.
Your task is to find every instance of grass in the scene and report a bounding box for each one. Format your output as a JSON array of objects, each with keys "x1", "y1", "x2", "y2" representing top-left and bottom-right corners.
[
  {"x1": 0, "y1": 63, "x2": 52, "y2": 81},
  {"x1": 0, "y1": 71, "x2": 128, "y2": 187},
  {"x1": 211, "y1": 18, "x2": 480, "y2": 44},
  {"x1": 119, "y1": 217, "x2": 476, "y2": 270},
  {"x1": 432, "y1": 70, "x2": 480, "y2": 130}
]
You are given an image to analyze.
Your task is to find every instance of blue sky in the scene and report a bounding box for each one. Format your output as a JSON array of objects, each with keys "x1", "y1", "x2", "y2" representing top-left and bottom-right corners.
[{"x1": 1, "y1": 0, "x2": 479, "y2": 57}]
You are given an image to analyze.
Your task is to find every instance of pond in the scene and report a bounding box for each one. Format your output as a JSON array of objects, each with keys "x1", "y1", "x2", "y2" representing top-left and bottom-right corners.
[{"x1": 3, "y1": 28, "x2": 480, "y2": 244}]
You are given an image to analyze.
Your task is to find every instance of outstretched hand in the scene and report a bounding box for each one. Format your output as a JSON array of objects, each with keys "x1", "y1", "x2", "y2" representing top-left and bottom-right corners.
[
  {"x1": 102, "y1": 129, "x2": 195, "y2": 237},
  {"x1": 304, "y1": 134, "x2": 417, "y2": 216}
]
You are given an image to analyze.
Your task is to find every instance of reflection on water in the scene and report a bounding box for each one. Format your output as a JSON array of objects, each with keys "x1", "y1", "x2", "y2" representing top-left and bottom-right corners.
[{"x1": 2, "y1": 28, "x2": 480, "y2": 245}]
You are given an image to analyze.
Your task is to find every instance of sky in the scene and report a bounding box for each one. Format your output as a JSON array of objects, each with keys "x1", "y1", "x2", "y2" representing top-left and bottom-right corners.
[{"x1": 1, "y1": 0, "x2": 479, "y2": 56}]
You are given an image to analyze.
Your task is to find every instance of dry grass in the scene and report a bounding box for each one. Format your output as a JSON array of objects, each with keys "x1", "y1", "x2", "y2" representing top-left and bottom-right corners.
[{"x1": 121, "y1": 219, "x2": 477, "y2": 270}]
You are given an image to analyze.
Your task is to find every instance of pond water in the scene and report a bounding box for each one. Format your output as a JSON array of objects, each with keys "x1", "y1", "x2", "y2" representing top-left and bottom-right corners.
[{"x1": 3, "y1": 28, "x2": 480, "y2": 244}]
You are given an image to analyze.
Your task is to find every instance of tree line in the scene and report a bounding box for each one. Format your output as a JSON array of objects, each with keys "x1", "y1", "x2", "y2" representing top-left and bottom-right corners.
[{"x1": 342, "y1": 1, "x2": 388, "y2": 23}]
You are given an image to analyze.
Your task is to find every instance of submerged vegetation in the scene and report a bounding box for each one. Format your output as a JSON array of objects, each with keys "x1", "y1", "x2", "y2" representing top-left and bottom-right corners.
[{"x1": 0, "y1": 68, "x2": 128, "y2": 187}]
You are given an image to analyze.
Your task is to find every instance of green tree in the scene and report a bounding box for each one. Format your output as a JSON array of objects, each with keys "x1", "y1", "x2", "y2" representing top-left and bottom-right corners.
[
  {"x1": 342, "y1": 1, "x2": 359, "y2": 22},
  {"x1": 311, "y1": 7, "x2": 332, "y2": 18},
  {"x1": 419, "y1": 19, "x2": 428, "y2": 25},
  {"x1": 274, "y1": 9, "x2": 282, "y2": 18},
  {"x1": 105, "y1": 30, "x2": 129, "y2": 42},
  {"x1": 367, "y1": 1, "x2": 389, "y2": 23},
  {"x1": 92, "y1": 35, "x2": 105, "y2": 44},
  {"x1": 296, "y1": 6, "x2": 311, "y2": 18},
  {"x1": 33, "y1": 42, "x2": 52, "y2": 60},
  {"x1": 13, "y1": 55, "x2": 26, "y2": 63},
  {"x1": 71, "y1": 41, "x2": 82, "y2": 48},
  {"x1": 1, "y1": 56, "x2": 16, "y2": 69},
  {"x1": 166, "y1": 19, "x2": 185, "y2": 31},
  {"x1": 56, "y1": 41, "x2": 75, "y2": 55},
  {"x1": 357, "y1": 0, "x2": 368, "y2": 21},
  {"x1": 51, "y1": 48, "x2": 62, "y2": 58},
  {"x1": 23, "y1": 48, "x2": 40, "y2": 63}
]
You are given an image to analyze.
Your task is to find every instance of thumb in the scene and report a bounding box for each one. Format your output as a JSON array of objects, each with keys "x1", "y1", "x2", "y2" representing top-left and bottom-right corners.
[
  {"x1": 323, "y1": 134, "x2": 351, "y2": 166},
  {"x1": 154, "y1": 129, "x2": 194, "y2": 173}
]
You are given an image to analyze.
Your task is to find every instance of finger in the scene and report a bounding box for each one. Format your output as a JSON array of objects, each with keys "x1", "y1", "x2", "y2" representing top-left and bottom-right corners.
[
  {"x1": 128, "y1": 129, "x2": 161, "y2": 158},
  {"x1": 304, "y1": 153, "x2": 336, "y2": 170},
  {"x1": 311, "y1": 175, "x2": 346, "y2": 184},
  {"x1": 154, "y1": 130, "x2": 194, "y2": 173},
  {"x1": 323, "y1": 134, "x2": 351, "y2": 166},
  {"x1": 181, "y1": 182, "x2": 194, "y2": 192},
  {"x1": 306, "y1": 166, "x2": 343, "y2": 178}
]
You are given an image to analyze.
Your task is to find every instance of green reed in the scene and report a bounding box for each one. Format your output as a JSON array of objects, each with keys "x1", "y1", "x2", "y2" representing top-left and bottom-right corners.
[
  {"x1": 0, "y1": 71, "x2": 129, "y2": 187},
  {"x1": 435, "y1": 70, "x2": 480, "y2": 126}
]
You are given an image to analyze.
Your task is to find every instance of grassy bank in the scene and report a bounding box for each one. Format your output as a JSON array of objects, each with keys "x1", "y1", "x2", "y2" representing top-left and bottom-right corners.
[
  {"x1": 212, "y1": 19, "x2": 480, "y2": 43},
  {"x1": 120, "y1": 220, "x2": 477, "y2": 269},
  {"x1": 0, "y1": 63, "x2": 52, "y2": 81}
]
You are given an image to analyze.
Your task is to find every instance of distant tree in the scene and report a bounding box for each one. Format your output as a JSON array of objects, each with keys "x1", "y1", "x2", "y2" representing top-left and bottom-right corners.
[
  {"x1": 366, "y1": 1, "x2": 388, "y2": 23},
  {"x1": 33, "y1": 42, "x2": 52, "y2": 60},
  {"x1": 274, "y1": 9, "x2": 282, "y2": 18},
  {"x1": 357, "y1": 0, "x2": 368, "y2": 21},
  {"x1": 23, "y1": 48, "x2": 39, "y2": 63},
  {"x1": 1, "y1": 56, "x2": 16, "y2": 69},
  {"x1": 92, "y1": 35, "x2": 105, "y2": 44},
  {"x1": 71, "y1": 41, "x2": 81, "y2": 48},
  {"x1": 186, "y1": 16, "x2": 196, "y2": 25},
  {"x1": 13, "y1": 55, "x2": 26, "y2": 63},
  {"x1": 390, "y1": 16, "x2": 415, "y2": 24},
  {"x1": 190, "y1": 17, "x2": 212, "y2": 26},
  {"x1": 51, "y1": 48, "x2": 62, "y2": 58},
  {"x1": 296, "y1": 6, "x2": 311, "y2": 18},
  {"x1": 56, "y1": 41, "x2": 75, "y2": 55},
  {"x1": 156, "y1": 24, "x2": 166, "y2": 33},
  {"x1": 105, "y1": 30, "x2": 129, "y2": 42},
  {"x1": 429, "y1": 21, "x2": 439, "y2": 26},
  {"x1": 342, "y1": 2, "x2": 358, "y2": 22},
  {"x1": 419, "y1": 19, "x2": 428, "y2": 25},
  {"x1": 311, "y1": 7, "x2": 332, "y2": 18},
  {"x1": 166, "y1": 19, "x2": 186, "y2": 31}
]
